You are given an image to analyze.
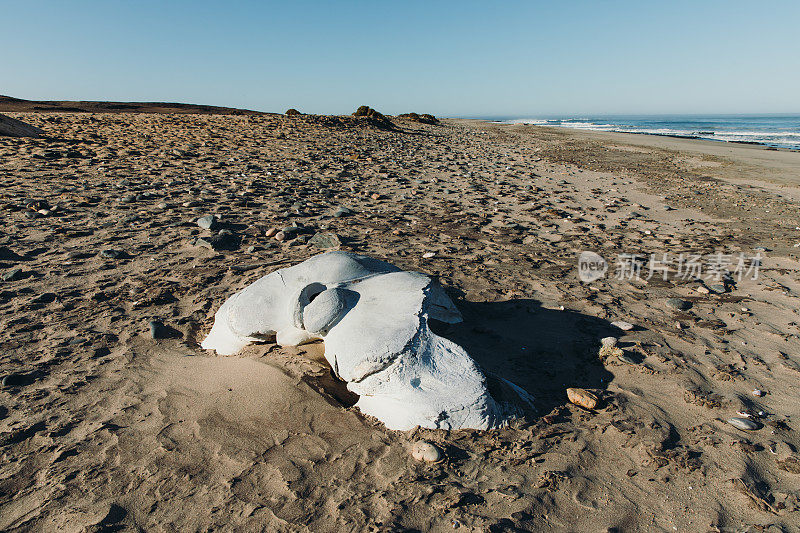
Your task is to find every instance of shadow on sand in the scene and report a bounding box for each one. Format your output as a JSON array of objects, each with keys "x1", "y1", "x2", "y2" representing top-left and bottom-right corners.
[{"x1": 431, "y1": 297, "x2": 618, "y2": 418}]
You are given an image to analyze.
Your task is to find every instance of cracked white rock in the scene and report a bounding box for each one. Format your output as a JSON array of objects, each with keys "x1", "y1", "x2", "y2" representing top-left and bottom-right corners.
[{"x1": 201, "y1": 251, "x2": 520, "y2": 430}]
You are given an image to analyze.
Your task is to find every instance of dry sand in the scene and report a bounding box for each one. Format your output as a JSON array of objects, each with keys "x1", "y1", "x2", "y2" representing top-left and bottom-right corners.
[{"x1": 1, "y1": 111, "x2": 799, "y2": 532}]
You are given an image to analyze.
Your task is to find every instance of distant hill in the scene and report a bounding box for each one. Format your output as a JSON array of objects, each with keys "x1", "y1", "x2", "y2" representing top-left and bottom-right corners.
[{"x1": 0, "y1": 95, "x2": 271, "y2": 115}]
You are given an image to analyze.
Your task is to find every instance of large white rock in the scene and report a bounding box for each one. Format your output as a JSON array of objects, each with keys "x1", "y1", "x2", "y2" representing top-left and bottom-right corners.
[{"x1": 201, "y1": 251, "x2": 521, "y2": 430}]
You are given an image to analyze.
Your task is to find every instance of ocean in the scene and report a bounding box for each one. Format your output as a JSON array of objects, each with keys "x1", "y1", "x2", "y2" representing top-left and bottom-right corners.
[{"x1": 488, "y1": 114, "x2": 800, "y2": 150}]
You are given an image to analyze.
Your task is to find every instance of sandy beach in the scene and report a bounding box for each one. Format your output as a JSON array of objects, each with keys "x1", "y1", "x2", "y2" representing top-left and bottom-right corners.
[{"x1": 1, "y1": 110, "x2": 799, "y2": 531}]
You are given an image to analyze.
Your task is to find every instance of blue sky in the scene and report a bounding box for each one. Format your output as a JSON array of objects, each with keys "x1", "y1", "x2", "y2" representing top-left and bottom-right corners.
[{"x1": 2, "y1": 1, "x2": 798, "y2": 116}]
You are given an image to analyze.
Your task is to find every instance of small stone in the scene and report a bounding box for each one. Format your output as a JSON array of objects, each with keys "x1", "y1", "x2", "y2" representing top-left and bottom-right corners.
[
  {"x1": 727, "y1": 417, "x2": 761, "y2": 431},
  {"x1": 281, "y1": 226, "x2": 303, "y2": 239},
  {"x1": 667, "y1": 298, "x2": 692, "y2": 311},
  {"x1": 611, "y1": 321, "x2": 634, "y2": 331},
  {"x1": 149, "y1": 320, "x2": 166, "y2": 339},
  {"x1": 696, "y1": 285, "x2": 710, "y2": 295},
  {"x1": 308, "y1": 232, "x2": 341, "y2": 249},
  {"x1": 752, "y1": 389, "x2": 764, "y2": 397},
  {"x1": 371, "y1": 193, "x2": 381, "y2": 200},
  {"x1": 601, "y1": 337, "x2": 618, "y2": 348},
  {"x1": 422, "y1": 252, "x2": 436, "y2": 259},
  {"x1": 411, "y1": 441, "x2": 442, "y2": 463},
  {"x1": 197, "y1": 214, "x2": 218, "y2": 230},
  {"x1": 37, "y1": 209, "x2": 51, "y2": 216},
  {"x1": 275, "y1": 231, "x2": 287, "y2": 241},
  {"x1": 2, "y1": 268, "x2": 23, "y2": 282},
  {"x1": 265, "y1": 227, "x2": 279, "y2": 238},
  {"x1": 99, "y1": 249, "x2": 124, "y2": 259},
  {"x1": 709, "y1": 284, "x2": 727, "y2": 294},
  {"x1": 566, "y1": 387, "x2": 599, "y2": 409},
  {"x1": 332, "y1": 206, "x2": 353, "y2": 218}
]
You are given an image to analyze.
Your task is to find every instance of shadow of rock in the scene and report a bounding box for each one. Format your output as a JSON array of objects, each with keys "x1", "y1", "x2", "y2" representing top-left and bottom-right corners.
[{"x1": 431, "y1": 298, "x2": 617, "y2": 417}]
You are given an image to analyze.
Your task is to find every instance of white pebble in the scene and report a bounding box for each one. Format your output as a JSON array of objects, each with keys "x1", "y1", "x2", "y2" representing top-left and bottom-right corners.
[
  {"x1": 411, "y1": 441, "x2": 442, "y2": 462},
  {"x1": 727, "y1": 417, "x2": 761, "y2": 431},
  {"x1": 601, "y1": 337, "x2": 618, "y2": 348},
  {"x1": 611, "y1": 321, "x2": 634, "y2": 331}
]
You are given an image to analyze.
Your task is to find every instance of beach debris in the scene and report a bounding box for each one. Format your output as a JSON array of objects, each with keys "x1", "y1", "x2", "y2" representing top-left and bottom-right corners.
[
  {"x1": 411, "y1": 441, "x2": 443, "y2": 463},
  {"x1": 201, "y1": 251, "x2": 526, "y2": 430},
  {"x1": 727, "y1": 417, "x2": 762, "y2": 431},
  {"x1": 777, "y1": 456, "x2": 800, "y2": 474},
  {"x1": 566, "y1": 387, "x2": 598, "y2": 410},
  {"x1": 611, "y1": 320, "x2": 634, "y2": 331},
  {"x1": 752, "y1": 389, "x2": 764, "y2": 397},
  {"x1": 0, "y1": 113, "x2": 44, "y2": 138},
  {"x1": 598, "y1": 342, "x2": 623, "y2": 360}
]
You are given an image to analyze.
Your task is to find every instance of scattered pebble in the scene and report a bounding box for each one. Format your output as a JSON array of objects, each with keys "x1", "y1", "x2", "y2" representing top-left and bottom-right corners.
[
  {"x1": 666, "y1": 298, "x2": 692, "y2": 311},
  {"x1": 611, "y1": 321, "x2": 634, "y2": 331},
  {"x1": 600, "y1": 337, "x2": 618, "y2": 348},
  {"x1": 197, "y1": 214, "x2": 218, "y2": 230},
  {"x1": 411, "y1": 441, "x2": 442, "y2": 463},
  {"x1": 727, "y1": 417, "x2": 762, "y2": 431},
  {"x1": 566, "y1": 387, "x2": 598, "y2": 409}
]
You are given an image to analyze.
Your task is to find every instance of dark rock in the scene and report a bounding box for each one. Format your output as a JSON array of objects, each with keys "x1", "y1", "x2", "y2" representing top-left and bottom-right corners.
[
  {"x1": 352, "y1": 106, "x2": 394, "y2": 129},
  {"x1": 332, "y1": 206, "x2": 353, "y2": 218},
  {"x1": 309, "y1": 232, "x2": 341, "y2": 249},
  {"x1": 397, "y1": 112, "x2": 439, "y2": 125},
  {"x1": 149, "y1": 320, "x2": 167, "y2": 339},
  {"x1": 666, "y1": 298, "x2": 692, "y2": 311},
  {"x1": 285, "y1": 108, "x2": 302, "y2": 116},
  {"x1": 196, "y1": 229, "x2": 240, "y2": 251},
  {"x1": 99, "y1": 249, "x2": 125, "y2": 259},
  {"x1": 197, "y1": 214, "x2": 218, "y2": 230}
]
